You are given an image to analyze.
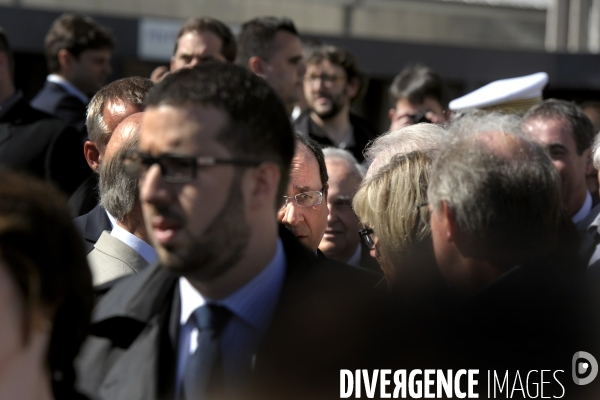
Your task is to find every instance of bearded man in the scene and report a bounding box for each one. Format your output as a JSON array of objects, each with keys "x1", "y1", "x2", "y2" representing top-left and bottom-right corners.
[{"x1": 293, "y1": 45, "x2": 377, "y2": 163}]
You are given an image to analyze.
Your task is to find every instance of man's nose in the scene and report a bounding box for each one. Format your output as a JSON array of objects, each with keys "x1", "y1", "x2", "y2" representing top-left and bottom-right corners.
[
  {"x1": 279, "y1": 201, "x2": 303, "y2": 227},
  {"x1": 139, "y1": 164, "x2": 172, "y2": 206}
]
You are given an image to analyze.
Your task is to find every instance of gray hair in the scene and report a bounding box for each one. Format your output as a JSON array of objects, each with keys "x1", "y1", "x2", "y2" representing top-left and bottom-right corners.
[
  {"x1": 364, "y1": 123, "x2": 447, "y2": 175},
  {"x1": 428, "y1": 111, "x2": 561, "y2": 256},
  {"x1": 99, "y1": 135, "x2": 139, "y2": 221},
  {"x1": 322, "y1": 147, "x2": 365, "y2": 178},
  {"x1": 593, "y1": 133, "x2": 600, "y2": 170},
  {"x1": 86, "y1": 77, "x2": 153, "y2": 152}
]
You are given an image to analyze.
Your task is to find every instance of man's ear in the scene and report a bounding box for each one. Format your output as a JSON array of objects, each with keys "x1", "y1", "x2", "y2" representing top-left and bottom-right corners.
[
  {"x1": 245, "y1": 162, "x2": 281, "y2": 210},
  {"x1": 83, "y1": 141, "x2": 102, "y2": 171},
  {"x1": 248, "y1": 56, "x2": 266, "y2": 77},
  {"x1": 347, "y1": 77, "x2": 361, "y2": 101},
  {"x1": 57, "y1": 49, "x2": 75, "y2": 74},
  {"x1": 439, "y1": 200, "x2": 459, "y2": 243},
  {"x1": 388, "y1": 108, "x2": 397, "y2": 123},
  {"x1": 584, "y1": 148, "x2": 595, "y2": 176}
]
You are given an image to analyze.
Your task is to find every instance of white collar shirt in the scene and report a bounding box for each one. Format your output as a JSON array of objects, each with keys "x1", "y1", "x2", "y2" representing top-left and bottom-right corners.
[
  {"x1": 110, "y1": 223, "x2": 157, "y2": 264},
  {"x1": 572, "y1": 191, "x2": 592, "y2": 224},
  {"x1": 346, "y1": 243, "x2": 362, "y2": 267},
  {"x1": 47, "y1": 74, "x2": 89, "y2": 105}
]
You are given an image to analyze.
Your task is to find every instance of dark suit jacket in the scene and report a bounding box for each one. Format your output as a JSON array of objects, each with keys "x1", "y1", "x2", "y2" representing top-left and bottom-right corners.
[
  {"x1": 69, "y1": 173, "x2": 100, "y2": 217},
  {"x1": 76, "y1": 226, "x2": 382, "y2": 400},
  {"x1": 293, "y1": 111, "x2": 378, "y2": 163},
  {"x1": 74, "y1": 204, "x2": 112, "y2": 254},
  {"x1": 31, "y1": 80, "x2": 88, "y2": 135},
  {"x1": 0, "y1": 96, "x2": 90, "y2": 195}
]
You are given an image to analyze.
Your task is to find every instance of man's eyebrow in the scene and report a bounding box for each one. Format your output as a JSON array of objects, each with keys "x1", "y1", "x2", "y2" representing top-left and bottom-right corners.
[
  {"x1": 288, "y1": 55, "x2": 303, "y2": 63},
  {"x1": 547, "y1": 143, "x2": 568, "y2": 152}
]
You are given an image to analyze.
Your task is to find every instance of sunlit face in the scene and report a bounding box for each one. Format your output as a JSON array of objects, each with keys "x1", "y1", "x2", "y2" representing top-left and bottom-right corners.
[
  {"x1": 389, "y1": 97, "x2": 448, "y2": 130},
  {"x1": 170, "y1": 30, "x2": 227, "y2": 72},
  {"x1": 523, "y1": 117, "x2": 591, "y2": 217},
  {"x1": 319, "y1": 159, "x2": 362, "y2": 262},
  {"x1": 139, "y1": 105, "x2": 250, "y2": 279},
  {"x1": 278, "y1": 144, "x2": 329, "y2": 252},
  {"x1": 304, "y1": 60, "x2": 352, "y2": 120},
  {"x1": 260, "y1": 31, "x2": 306, "y2": 111},
  {"x1": 71, "y1": 48, "x2": 112, "y2": 95}
]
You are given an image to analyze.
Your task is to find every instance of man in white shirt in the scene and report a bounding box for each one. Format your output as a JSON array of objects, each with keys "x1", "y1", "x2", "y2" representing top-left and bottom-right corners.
[
  {"x1": 87, "y1": 112, "x2": 156, "y2": 286},
  {"x1": 31, "y1": 14, "x2": 114, "y2": 133}
]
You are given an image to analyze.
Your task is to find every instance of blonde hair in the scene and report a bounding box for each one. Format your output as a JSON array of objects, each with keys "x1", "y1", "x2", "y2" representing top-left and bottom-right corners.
[{"x1": 353, "y1": 151, "x2": 432, "y2": 265}]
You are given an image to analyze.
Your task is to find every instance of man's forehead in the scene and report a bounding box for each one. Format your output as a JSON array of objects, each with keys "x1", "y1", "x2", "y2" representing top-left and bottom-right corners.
[
  {"x1": 270, "y1": 30, "x2": 301, "y2": 57},
  {"x1": 289, "y1": 146, "x2": 322, "y2": 190},
  {"x1": 140, "y1": 104, "x2": 229, "y2": 151}
]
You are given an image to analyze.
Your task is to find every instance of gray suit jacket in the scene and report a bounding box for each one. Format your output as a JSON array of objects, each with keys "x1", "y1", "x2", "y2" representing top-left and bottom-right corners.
[{"x1": 87, "y1": 231, "x2": 149, "y2": 286}]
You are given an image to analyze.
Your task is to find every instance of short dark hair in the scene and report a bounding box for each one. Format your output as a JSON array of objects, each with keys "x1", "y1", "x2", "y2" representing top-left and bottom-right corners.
[
  {"x1": 145, "y1": 64, "x2": 295, "y2": 204},
  {"x1": 305, "y1": 44, "x2": 363, "y2": 85},
  {"x1": 236, "y1": 17, "x2": 298, "y2": 67},
  {"x1": 0, "y1": 26, "x2": 14, "y2": 80},
  {"x1": 174, "y1": 17, "x2": 236, "y2": 63},
  {"x1": 86, "y1": 76, "x2": 154, "y2": 152},
  {"x1": 45, "y1": 14, "x2": 115, "y2": 74},
  {"x1": 523, "y1": 99, "x2": 595, "y2": 155},
  {"x1": 0, "y1": 169, "x2": 93, "y2": 398},
  {"x1": 295, "y1": 132, "x2": 328, "y2": 190},
  {"x1": 389, "y1": 64, "x2": 447, "y2": 109}
]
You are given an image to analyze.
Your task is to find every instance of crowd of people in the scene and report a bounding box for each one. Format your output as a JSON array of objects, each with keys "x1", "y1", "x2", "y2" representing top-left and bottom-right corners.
[{"x1": 1, "y1": 11, "x2": 600, "y2": 400}]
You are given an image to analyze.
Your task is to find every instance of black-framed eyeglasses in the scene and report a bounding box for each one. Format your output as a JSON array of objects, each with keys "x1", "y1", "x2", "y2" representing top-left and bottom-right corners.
[
  {"x1": 122, "y1": 151, "x2": 262, "y2": 183},
  {"x1": 416, "y1": 202, "x2": 431, "y2": 226},
  {"x1": 281, "y1": 188, "x2": 324, "y2": 209},
  {"x1": 358, "y1": 228, "x2": 375, "y2": 249}
]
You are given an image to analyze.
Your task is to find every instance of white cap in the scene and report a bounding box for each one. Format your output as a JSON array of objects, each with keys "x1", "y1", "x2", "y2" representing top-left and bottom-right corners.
[{"x1": 449, "y1": 72, "x2": 549, "y2": 113}]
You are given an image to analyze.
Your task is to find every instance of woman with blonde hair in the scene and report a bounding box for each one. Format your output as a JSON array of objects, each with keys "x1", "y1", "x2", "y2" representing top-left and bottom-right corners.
[{"x1": 353, "y1": 151, "x2": 446, "y2": 302}]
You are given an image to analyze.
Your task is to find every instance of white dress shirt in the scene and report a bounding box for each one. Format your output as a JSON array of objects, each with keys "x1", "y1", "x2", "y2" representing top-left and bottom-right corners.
[
  {"x1": 175, "y1": 239, "x2": 286, "y2": 396},
  {"x1": 110, "y1": 224, "x2": 157, "y2": 264},
  {"x1": 572, "y1": 191, "x2": 592, "y2": 224},
  {"x1": 47, "y1": 74, "x2": 89, "y2": 105},
  {"x1": 346, "y1": 243, "x2": 362, "y2": 267}
]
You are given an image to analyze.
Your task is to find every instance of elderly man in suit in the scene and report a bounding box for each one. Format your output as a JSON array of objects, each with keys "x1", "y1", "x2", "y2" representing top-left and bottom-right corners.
[
  {"x1": 0, "y1": 26, "x2": 88, "y2": 195},
  {"x1": 87, "y1": 112, "x2": 156, "y2": 286},
  {"x1": 76, "y1": 64, "x2": 379, "y2": 400}
]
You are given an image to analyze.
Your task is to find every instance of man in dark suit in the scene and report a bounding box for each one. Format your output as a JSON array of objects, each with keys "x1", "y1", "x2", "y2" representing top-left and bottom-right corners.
[
  {"x1": 0, "y1": 26, "x2": 88, "y2": 195},
  {"x1": 71, "y1": 76, "x2": 153, "y2": 217},
  {"x1": 31, "y1": 14, "x2": 114, "y2": 135},
  {"x1": 319, "y1": 147, "x2": 380, "y2": 272},
  {"x1": 76, "y1": 64, "x2": 379, "y2": 400}
]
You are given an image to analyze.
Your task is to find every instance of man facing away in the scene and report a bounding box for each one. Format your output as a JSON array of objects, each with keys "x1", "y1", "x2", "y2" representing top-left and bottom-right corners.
[
  {"x1": 31, "y1": 14, "x2": 114, "y2": 136},
  {"x1": 87, "y1": 112, "x2": 156, "y2": 286},
  {"x1": 236, "y1": 17, "x2": 306, "y2": 115},
  {"x1": 76, "y1": 64, "x2": 380, "y2": 400},
  {"x1": 294, "y1": 45, "x2": 376, "y2": 163}
]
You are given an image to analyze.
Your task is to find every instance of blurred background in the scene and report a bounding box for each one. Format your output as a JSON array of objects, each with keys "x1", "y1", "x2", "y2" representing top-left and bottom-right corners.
[{"x1": 1, "y1": 0, "x2": 599, "y2": 133}]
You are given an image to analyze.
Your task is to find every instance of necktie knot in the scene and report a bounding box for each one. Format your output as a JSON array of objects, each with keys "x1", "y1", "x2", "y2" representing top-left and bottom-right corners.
[{"x1": 193, "y1": 304, "x2": 232, "y2": 333}]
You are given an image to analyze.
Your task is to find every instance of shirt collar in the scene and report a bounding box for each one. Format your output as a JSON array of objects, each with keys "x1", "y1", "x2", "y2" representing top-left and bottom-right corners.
[
  {"x1": 179, "y1": 238, "x2": 286, "y2": 333},
  {"x1": 110, "y1": 223, "x2": 157, "y2": 264},
  {"x1": 105, "y1": 209, "x2": 117, "y2": 229},
  {"x1": 572, "y1": 191, "x2": 592, "y2": 224},
  {"x1": 346, "y1": 244, "x2": 362, "y2": 267},
  {"x1": 47, "y1": 74, "x2": 89, "y2": 105},
  {"x1": 0, "y1": 90, "x2": 23, "y2": 119}
]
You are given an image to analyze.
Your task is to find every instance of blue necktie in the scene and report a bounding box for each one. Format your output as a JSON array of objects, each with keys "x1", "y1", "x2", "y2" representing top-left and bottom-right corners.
[{"x1": 182, "y1": 304, "x2": 232, "y2": 400}]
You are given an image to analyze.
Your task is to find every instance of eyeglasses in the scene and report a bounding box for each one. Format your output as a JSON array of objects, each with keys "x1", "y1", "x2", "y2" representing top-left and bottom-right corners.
[
  {"x1": 122, "y1": 151, "x2": 262, "y2": 183},
  {"x1": 304, "y1": 74, "x2": 345, "y2": 86},
  {"x1": 416, "y1": 202, "x2": 431, "y2": 226},
  {"x1": 281, "y1": 189, "x2": 324, "y2": 208},
  {"x1": 358, "y1": 228, "x2": 375, "y2": 249}
]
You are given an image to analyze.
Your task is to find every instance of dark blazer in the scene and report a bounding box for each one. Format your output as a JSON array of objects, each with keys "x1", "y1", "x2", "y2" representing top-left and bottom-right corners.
[
  {"x1": 74, "y1": 204, "x2": 112, "y2": 254},
  {"x1": 31, "y1": 80, "x2": 88, "y2": 134},
  {"x1": 0, "y1": 96, "x2": 90, "y2": 195},
  {"x1": 76, "y1": 226, "x2": 382, "y2": 400},
  {"x1": 293, "y1": 111, "x2": 378, "y2": 163},
  {"x1": 69, "y1": 173, "x2": 100, "y2": 217}
]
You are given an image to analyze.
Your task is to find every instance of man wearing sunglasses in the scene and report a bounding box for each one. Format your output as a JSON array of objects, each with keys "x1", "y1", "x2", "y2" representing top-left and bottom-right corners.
[{"x1": 77, "y1": 64, "x2": 379, "y2": 400}]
